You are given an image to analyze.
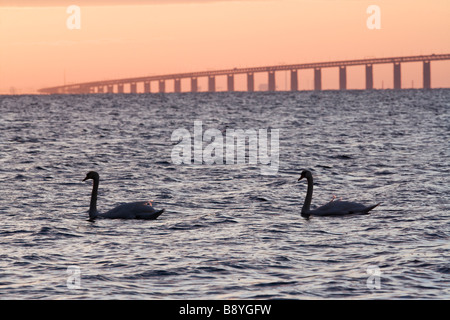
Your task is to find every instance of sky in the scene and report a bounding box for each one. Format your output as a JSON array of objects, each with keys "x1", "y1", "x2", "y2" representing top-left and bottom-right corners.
[{"x1": 1, "y1": 0, "x2": 449, "y2": 93}]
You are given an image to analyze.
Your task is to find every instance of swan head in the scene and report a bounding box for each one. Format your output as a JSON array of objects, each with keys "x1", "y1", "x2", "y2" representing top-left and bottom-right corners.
[
  {"x1": 298, "y1": 170, "x2": 312, "y2": 181},
  {"x1": 83, "y1": 171, "x2": 99, "y2": 182}
]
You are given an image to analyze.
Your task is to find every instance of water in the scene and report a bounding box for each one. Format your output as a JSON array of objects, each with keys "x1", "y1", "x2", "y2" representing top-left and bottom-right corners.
[{"x1": 0, "y1": 90, "x2": 449, "y2": 299}]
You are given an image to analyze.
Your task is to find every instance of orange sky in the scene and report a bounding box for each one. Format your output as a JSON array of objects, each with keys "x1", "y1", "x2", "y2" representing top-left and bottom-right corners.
[{"x1": 1, "y1": 0, "x2": 449, "y2": 94}]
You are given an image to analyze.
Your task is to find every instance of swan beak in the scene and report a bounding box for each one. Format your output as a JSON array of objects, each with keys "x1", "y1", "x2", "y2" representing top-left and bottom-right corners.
[
  {"x1": 82, "y1": 177, "x2": 88, "y2": 182},
  {"x1": 298, "y1": 176, "x2": 304, "y2": 181}
]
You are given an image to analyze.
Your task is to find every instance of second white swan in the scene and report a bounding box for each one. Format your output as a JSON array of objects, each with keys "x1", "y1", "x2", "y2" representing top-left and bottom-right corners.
[{"x1": 298, "y1": 170, "x2": 380, "y2": 218}]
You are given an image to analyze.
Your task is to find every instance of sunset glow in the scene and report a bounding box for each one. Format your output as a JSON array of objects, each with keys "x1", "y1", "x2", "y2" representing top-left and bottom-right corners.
[{"x1": 1, "y1": 0, "x2": 449, "y2": 94}]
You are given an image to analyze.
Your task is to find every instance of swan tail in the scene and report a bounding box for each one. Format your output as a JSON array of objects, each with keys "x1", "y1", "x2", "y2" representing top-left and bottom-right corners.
[
  {"x1": 137, "y1": 208, "x2": 165, "y2": 220},
  {"x1": 363, "y1": 202, "x2": 381, "y2": 214},
  {"x1": 152, "y1": 209, "x2": 165, "y2": 220}
]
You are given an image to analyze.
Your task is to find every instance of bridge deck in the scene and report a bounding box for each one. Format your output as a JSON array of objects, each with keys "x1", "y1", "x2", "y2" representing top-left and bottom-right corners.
[{"x1": 38, "y1": 53, "x2": 450, "y2": 94}]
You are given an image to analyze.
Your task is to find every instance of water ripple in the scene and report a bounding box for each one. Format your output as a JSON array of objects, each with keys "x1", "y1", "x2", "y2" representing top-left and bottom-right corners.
[{"x1": 0, "y1": 90, "x2": 449, "y2": 299}]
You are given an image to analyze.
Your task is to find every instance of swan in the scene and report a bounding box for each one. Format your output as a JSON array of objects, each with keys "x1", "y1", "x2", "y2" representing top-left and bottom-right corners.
[
  {"x1": 82, "y1": 171, "x2": 164, "y2": 221},
  {"x1": 298, "y1": 170, "x2": 380, "y2": 218}
]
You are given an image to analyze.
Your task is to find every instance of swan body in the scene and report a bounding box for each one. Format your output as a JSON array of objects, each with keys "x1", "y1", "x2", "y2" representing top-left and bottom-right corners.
[
  {"x1": 83, "y1": 171, "x2": 164, "y2": 221},
  {"x1": 298, "y1": 170, "x2": 379, "y2": 218}
]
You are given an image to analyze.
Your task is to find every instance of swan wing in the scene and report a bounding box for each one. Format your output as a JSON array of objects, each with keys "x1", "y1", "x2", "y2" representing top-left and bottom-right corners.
[
  {"x1": 310, "y1": 200, "x2": 379, "y2": 216},
  {"x1": 100, "y1": 202, "x2": 164, "y2": 220}
]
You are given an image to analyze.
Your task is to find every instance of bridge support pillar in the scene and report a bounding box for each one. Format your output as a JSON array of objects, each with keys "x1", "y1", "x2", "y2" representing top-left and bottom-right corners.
[
  {"x1": 174, "y1": 79, "x2": 181, "y2": 93},
  {"x1": 247, "y1": 73, "x2": 254, "y2": 92},
  {"x1": 79, "y1": 86, "x2": 90, "y2": 94},
  {"x1": 144, "y1": 82, "x2": 150, "y2": 93},
  {"x1": 394, "y1": 62, "x2": 401, "y2": 89},
  {"x1": 314, "y1": 68, "x2": 322, "y2": 91},
  {"x1": 97, "y1": 86, "x2": 104, "y2": 93},
  {"x1": 339, "y1": 66, "x2": 347, "y2": 90},
  {"x1": 290, "y1": 70, "x2": 298, "y2": 91},
  {"x1": 268, "y1": 71, "x2": 276, "y2": 91},
  {"x1": 159, "y1": 80, "x2": 165, "y2": 93},
  {"x1": 365, "y1": 64, "x2": 373, "y2": 90},
  {"x1": 423, "y1": 61, "x2": 431, "y2": 89},
  {"x1": 227, "y1": 74, "x2": 234, "y2": 92},
  {"x1": 107, "y1": 85, "x2": 114, "y2": 93},
  {"x1": 191, "y1": 78, "x2": 198, "y2": 93},
  {"x1": 118, "y1": 84, "x2": 124, "y2": 94},
  {"x1": 130, "y1": 83, "x2": 137, "y2": 94},
  {"x1": 208, "y1": 76, "x2": 216, "y2": 92}
]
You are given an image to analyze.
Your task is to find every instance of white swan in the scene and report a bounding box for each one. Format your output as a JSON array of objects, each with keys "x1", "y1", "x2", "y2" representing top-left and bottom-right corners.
[
  {"x1": 298, "y1": 170, "x2": 380, "y2": 218},
  {"x1": 83, "y1": 171, "x2": 164, "y2": 221}
]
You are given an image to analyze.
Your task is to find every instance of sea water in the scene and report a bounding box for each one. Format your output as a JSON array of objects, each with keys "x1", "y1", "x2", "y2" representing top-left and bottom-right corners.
[{"x1": 0, "y1": 89, "x2": 448, "y2": 299}]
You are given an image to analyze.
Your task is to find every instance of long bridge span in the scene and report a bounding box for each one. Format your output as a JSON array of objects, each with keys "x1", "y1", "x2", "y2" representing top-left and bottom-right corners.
[{"x1": 38, "y1": 53, "x2": 450, "y2": 94}]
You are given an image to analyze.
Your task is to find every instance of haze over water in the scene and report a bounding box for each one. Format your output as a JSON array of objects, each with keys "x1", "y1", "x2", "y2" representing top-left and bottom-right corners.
[{"x1": 0, "y1": 89, "x2": 449, "y2": 299}]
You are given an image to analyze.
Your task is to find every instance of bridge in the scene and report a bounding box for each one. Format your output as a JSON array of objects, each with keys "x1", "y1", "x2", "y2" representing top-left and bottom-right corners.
[{"x1": 38, "y1": 53, "x2": 450, "y2": 94}]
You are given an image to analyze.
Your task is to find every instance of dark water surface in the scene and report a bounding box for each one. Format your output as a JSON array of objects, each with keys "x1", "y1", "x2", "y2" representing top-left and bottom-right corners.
[{"x1": 0, "y1": 90, "x2": 449, "y2": 299}]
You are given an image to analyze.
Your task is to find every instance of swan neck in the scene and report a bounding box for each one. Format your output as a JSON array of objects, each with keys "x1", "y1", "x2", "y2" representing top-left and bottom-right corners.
[
  {"x1": 89, "y1": 177, "x2": 99, "y2": 219},
  {"x1": 302, "y1": 174, "x2": 313, "y2": 215}
]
